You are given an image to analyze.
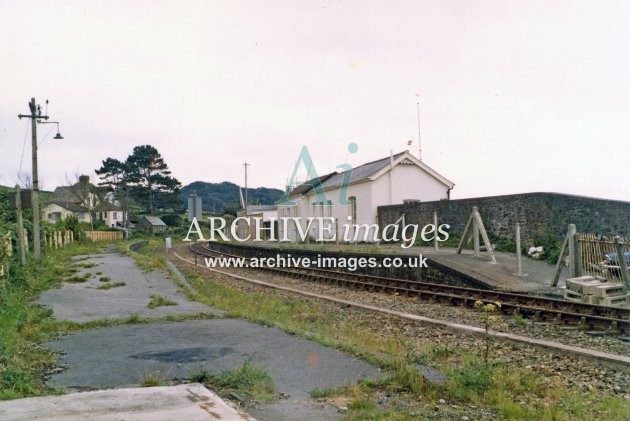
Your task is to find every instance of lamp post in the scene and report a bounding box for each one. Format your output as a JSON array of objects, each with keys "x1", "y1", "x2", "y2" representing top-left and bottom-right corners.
[{"x1": 18, "y1": 98, "x2": 63, "y2": 260}]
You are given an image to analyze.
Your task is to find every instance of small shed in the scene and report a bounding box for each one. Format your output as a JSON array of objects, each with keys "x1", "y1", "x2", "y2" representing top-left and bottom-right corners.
[{"x1": 137, "y1": 216, "x2": 167, "y2": 234}]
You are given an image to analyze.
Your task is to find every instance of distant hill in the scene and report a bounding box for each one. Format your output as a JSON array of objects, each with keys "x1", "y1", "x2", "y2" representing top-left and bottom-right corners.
[{"x1": 179, "y1": 181, "x2": 284, "y2": 214}]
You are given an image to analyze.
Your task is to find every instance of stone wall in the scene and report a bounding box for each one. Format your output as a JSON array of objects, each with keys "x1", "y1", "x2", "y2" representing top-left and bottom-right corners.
[{"x1": 377, "y1": 193, "x2": 630, "y2": 244}]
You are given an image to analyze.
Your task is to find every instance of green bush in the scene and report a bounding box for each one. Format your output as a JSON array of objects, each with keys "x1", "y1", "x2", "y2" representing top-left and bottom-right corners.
[
  {"x1": 450, "y1": 359, "x2": 495, "y2": 395},
  {"x1": 531, "y1": 233, "x2": 562, "y2": 264}
]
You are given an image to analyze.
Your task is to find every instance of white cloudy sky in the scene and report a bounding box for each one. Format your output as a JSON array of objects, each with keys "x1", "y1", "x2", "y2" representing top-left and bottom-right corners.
[{"x1": 1, "y1": 0, "x2": 628, "y2": 201}]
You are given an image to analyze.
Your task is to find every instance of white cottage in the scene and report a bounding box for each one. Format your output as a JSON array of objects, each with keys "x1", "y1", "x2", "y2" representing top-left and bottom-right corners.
[
  {"x1": 43, "y1": 176, "x2": 125, "y2": 228},
  {"x1": 278, "y1": 151, "x2": 454, "y2": 242}
]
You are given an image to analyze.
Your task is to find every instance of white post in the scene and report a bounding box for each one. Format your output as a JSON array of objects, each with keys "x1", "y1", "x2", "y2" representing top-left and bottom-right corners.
[{"x1": 514, "y1": 223, "x2": 528, "y2": 277}]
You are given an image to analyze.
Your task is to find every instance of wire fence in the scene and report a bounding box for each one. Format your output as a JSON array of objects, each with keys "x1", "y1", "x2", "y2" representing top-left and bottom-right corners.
[{"x1": 578, "y1": 234, "x2": 630, "y2": 282}]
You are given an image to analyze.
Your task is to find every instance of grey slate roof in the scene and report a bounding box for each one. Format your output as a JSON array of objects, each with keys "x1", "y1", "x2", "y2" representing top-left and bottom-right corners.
[
  {"x1": 246, "y1": 205, "x2": 277, "y2": 212},
  {"x1": 140, "y1": 216, "x2": 167, "y2": 226},
  {"x1": 318, "y1": 151, "x2": 407, "y2": 190},
  {"x1": 288, "y1": 150, "x2": 453, "y2": 198}
]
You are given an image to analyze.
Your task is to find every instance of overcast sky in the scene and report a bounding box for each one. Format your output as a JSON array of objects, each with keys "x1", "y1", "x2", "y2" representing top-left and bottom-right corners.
[{"x1": 1, "y1": 0, "x2": 628, "y2": 201}]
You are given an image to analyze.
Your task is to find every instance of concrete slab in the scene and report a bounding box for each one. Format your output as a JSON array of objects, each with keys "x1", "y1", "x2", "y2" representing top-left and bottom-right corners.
[
  {"x1": 44, "y1": 319, "x2": 381, "y2": 420},
  {"x1": 38, "y1": 253, "x2": 223, "y2": 322},
  {"x1": 0, "y1": 383, "x2": 254, "y2": 421}
]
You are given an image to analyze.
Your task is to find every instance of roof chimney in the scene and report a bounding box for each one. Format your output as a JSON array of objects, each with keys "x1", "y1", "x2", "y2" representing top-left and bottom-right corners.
[{"x1": 79, "y1": 175, "x2": 90, "y2": 185}]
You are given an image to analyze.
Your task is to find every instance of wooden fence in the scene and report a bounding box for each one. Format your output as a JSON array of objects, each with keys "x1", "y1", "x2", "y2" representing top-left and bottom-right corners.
[
  {"x1": 85, "y1": 231, "x2": 124, "y2": 242},
  {"x1": 578, "y1": 234, "x2": 629, "y2": 282}
]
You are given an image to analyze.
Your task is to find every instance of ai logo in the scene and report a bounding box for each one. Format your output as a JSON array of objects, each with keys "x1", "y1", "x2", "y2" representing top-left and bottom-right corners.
[{"x1": 276, "y1": 142, "x2": 358, "y2": 206}]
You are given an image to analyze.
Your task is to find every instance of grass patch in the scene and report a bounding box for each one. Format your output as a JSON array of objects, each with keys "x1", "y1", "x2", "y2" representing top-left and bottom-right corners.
[
  {"x1": 195, "y1": 358, "x2": 274, "y2": 404},
  {"x1": 127, "y1": 240, "x2": 168, "y2": 272},
  {"x1": 147, "y1": 294, "x2": 177, "y2": 309},
  {"x1": 99, "y1": 276, "x2": 111, "y2": 282},
  {"x1": 63, "y1": 271, "x2": 93, "y2": 283},
  {"x1": 74, "y1": 262, "x2": 97, "y2": 269},
  {"x1": 310, "y1": 385, "x2": 347, "y2": 398},
  {"x1": 96, "y1": 282, "x2": 125, "y2": 290},
  {"x1": 139, "y1": 371, "x2": 165, "y2": 387},
  {"x1": 447, "y1": 357, "x2": 495, "y2": 400},
  {"x1": 513, "y1": 312, "x2": 528, "y2": 326},
  {"x1": 189, "y1": 367, "x2": 212, "y2": 383},
  {"x1": 63, "y1": 275, "x2": 88, "y2": 283}
]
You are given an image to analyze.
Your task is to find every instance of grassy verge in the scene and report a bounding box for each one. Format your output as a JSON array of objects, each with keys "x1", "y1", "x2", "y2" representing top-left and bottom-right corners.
[
  {"x1": 0, "y1": 242, "x2": 104, "y2": 400},
  {"x1": 175, "y1": 261, "x2": 629, "y2": 420}
]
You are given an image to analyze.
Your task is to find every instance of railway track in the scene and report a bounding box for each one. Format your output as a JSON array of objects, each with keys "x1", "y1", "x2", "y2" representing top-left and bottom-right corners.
[{"x1": 190, "y1": 242, "x2": 630, "y2": 334}]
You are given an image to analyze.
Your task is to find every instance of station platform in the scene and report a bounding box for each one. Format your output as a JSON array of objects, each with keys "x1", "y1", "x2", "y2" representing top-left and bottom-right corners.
[
  {"x1": 242, "y1": 242, "x2": 571, "y2": 293},
  {"x1": 413, "y1": 246, "x2": 568, "y2": 292}
]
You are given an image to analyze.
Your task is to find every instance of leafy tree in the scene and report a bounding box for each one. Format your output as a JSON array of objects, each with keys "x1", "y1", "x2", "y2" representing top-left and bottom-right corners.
[
  {"x1": 95, "y1": 158, "x2": 132, "y2": 228},
  {"x1": 125, "y1": 145, "x2": 182, "y2": 215}
]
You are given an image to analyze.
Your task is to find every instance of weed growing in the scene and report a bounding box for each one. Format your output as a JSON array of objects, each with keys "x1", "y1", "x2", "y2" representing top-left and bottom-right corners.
[
  {"x1": 139, "y1": 371, "x2": 165, "y2": 387},
  {"x1": 96, "y1": 282, "x2": 125, "y2": 290},
  {"x1": 194, "y1": 358, "x2": 274, "y2": 404},
  {"x1": 147, "y1": 294, "x2": 177, "y2": 309}
]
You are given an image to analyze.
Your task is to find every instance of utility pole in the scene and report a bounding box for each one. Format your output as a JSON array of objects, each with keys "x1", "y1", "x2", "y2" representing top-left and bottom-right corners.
[{"x1": 18, "y1": 98, "x2": 48, "y2": 260}]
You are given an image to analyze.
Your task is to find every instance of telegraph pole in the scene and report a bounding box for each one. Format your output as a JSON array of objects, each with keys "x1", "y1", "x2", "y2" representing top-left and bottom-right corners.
[{"x1": 18, "y1": 98, "x2": 48, "y2": 260}]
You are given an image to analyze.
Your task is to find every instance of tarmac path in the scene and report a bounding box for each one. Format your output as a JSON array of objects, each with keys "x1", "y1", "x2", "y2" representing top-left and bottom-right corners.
[{"x1": 33, "y1": 251, "x2": 380, "y2": 420}]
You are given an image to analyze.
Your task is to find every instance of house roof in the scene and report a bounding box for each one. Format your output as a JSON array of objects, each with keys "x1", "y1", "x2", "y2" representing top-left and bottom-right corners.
[
  {"x1": 140, "y1": 216, "x2": 167, "y2": 226},
  {"x1": 52, "y1": 184, "x2": 110, "y2": 202},
  {"x1": 49, "y1": 201, "x2": 88, "y2": 213},
  {"x1": 237, "y1": 204, "x2": 277, "y2": 216},
  {"x1": 47, "y1": 200, "x2": 122, "y2": 213},
  {"x1": 288, "y1": 151, "x2": 454, "y2": 198},
  {"x1": 47, "y1": 179, "x2": 120, "y2": 212}
]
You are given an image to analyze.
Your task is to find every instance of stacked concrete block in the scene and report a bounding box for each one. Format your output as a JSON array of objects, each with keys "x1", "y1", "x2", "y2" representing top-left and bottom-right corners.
[{"x1": 563, "y1": 275, "x2": 630, "y2": 307}]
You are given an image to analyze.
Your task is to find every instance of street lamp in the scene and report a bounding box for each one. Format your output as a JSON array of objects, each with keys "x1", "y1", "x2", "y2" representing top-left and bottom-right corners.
[
  {"x1": 17, "y1": 98, "x2": 63, "y2": 260},
  {"x1": 39, "y1": 121, "x2": 64, "y2": 140}
]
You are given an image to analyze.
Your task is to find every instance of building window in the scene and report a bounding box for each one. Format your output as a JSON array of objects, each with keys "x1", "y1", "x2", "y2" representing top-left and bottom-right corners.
[
  {"x1": 349, "y1": 196, "x2": 356, "y2": 224},
  {"x1": 113, "y1": 212, "x2": 118, "y2": 220},
  {"x1": 79, "y1": 212, "x2": 86, "y2": 220}
]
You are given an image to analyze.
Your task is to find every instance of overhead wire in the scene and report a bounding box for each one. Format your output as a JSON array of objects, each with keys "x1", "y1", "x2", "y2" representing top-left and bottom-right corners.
[{"x1": 16, "y1": 120, "x2": 29, "y2": 182}]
